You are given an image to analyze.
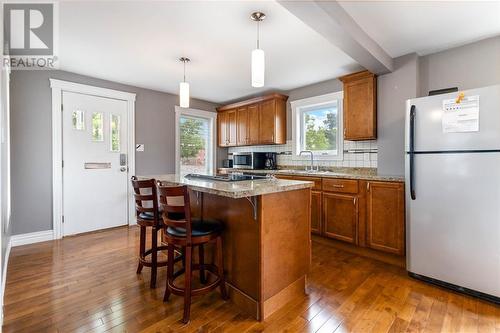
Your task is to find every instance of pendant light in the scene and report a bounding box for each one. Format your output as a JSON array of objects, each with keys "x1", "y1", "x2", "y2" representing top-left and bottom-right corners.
[
  {"x1": 251, "y1": 12, "x2": 266, "y2": 88},
  {"x1": 179, "y1": 57, "x2": 190, "y2": 108}
]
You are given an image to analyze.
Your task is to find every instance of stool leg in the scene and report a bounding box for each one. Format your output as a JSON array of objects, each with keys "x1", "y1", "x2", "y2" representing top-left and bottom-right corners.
[
  {"x1": 216, "y1": 236, "x2": 228, "y2": 300},
  {"x1": 150, "y1": 227, "x2": 158, "y2": 288},
  {"x1": 163, "y1": 243, "x2": 174, "y2": 302},
  {"x1": 182, "y1": 246, "x2": 193, "y2": 324},
  {"x1": 199, "y1": 244, "x2": 206, "y2": 284},
  {"x1": 136, "y1": 226, "x2": 146, "y2": 274}
]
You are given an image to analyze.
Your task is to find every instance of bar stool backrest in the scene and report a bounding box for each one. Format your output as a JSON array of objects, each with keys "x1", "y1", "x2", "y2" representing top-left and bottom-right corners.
[
  {"x1": 131, "y1": 176, "x2": 160, "y2": 226},
  {"x1": 157, "y1": 184, "x2": 192, "y2": 242}
]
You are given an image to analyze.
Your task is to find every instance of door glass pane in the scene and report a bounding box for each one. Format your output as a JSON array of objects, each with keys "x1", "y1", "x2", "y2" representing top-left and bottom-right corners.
[
  {"x1": 91, "y1": 112, "x2": 103, "y2": 142},
  {"x1": 72, "y1": 110, "x2": 85, "y2": 130},
  {"x1": 110, "y1": 114, "x2": 120, "y2": 152},
  {"x1": 179, "y1": 116, "x2": 211, "y2": 176}
]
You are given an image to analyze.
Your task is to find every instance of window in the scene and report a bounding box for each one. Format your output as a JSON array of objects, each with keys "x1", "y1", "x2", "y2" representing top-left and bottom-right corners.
[
  {"x1": 110, "y1": 114, "x2": 120, "y2": 152},
  {"x1": 72, "y1": 110, "x2": 85, "y2": 130},
  {"x1": 175, "y1": 106, "x2": 216, "y2": 176},
  {"x1": 91, "y1": 112, "x2": 103, "y2": 141},
  {"x1": 291, "y1": 91, "x2": 343, "y2": 160}
]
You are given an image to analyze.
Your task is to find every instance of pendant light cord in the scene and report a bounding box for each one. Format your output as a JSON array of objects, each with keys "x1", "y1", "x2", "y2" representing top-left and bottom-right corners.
[
  {"x1": 256, "y1": 20, "x2": 260, "y2": 49},
  {"x1": 183, "y1": 60, "x2": 186, "y2": 83}
]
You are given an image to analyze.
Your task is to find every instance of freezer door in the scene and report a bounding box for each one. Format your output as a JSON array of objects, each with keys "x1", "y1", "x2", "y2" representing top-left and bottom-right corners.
[
  {"x1": 405, "y1": 85, "x2": 500, "y2": 152},
  {"x1": 406, "y1": 152, "x2": 500, "y2": 297}
]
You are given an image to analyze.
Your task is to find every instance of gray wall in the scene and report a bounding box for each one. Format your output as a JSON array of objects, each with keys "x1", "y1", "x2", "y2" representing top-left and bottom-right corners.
[
  {"x1": 10, "y1": 70, "x2": 218, "y2": 235},
  {"x1": 420, "y1": 36, "x2": 500, "y2": 96},
  {"x1": 376, "y1": 54, "x2": 419, "y2": 176}
]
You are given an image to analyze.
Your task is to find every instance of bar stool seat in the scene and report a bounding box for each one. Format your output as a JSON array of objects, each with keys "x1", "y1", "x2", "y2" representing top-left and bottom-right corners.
[
  {"x1": 158, "y1": 184, "x2": 228, "y2": 324},
  {"x1": 166, "y1": 219, "x2": 223, "y2": 238}
]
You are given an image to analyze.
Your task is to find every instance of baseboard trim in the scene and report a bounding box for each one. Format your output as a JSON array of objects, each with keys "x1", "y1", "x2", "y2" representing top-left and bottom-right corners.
[
  {"x1": 11, "y1": 230, "x2": 54, "y2": 247},
  {"x1": 1, "y1": 236, "x2": 12, "y2": 326}
]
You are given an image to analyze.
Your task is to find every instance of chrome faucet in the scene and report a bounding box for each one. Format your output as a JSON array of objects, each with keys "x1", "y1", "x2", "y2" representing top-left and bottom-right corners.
[{"x1": 299, "y1": 150, "x2": 318, "y2": 171}]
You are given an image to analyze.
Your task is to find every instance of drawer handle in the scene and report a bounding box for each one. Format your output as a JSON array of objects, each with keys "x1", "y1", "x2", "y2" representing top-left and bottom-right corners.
[{"x1": 332, "y1": 184, "x2": 344, "y2": 188}]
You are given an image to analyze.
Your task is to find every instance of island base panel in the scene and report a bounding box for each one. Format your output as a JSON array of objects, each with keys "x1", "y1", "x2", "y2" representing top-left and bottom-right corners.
[{"x1": 192, "y1": 188, "x2": 311, "y2": 320}]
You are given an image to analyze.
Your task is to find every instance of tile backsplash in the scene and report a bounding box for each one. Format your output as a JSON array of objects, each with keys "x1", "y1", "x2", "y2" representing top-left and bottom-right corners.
[{"x1": 227, "y1": 140, "x2": 378, "y2": 168}]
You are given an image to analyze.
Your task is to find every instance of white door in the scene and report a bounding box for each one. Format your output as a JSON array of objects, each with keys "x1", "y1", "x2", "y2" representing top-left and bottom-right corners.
[{"x1": 62, "y1": 91, "x2": 129, "y2": 236}]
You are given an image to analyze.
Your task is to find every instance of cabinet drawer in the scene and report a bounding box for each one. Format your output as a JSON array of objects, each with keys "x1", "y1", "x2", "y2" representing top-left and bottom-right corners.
[
  {"x1": 276, "y1": 175, "x2": 322, "y2": 191},
  {"x1": 322, "y1": 178, "x2": 358, "y2": 194}
]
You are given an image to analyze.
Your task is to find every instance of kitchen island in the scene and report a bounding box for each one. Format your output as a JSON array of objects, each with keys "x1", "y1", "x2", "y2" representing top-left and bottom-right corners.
[{"x1": 147, "y1": 174, "x2": 313, "y2": 321}]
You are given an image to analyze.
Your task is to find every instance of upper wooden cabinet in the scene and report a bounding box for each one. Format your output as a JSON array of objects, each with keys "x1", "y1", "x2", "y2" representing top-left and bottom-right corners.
[
  {"x1": 218, "y1": 109, "x2": 237, "y2": 147},
  {"x1": 217, "y1": 93, "x2": 288, "y2": 147},
  {"x1": 339, "y1": 70, "x2": 377, "y2": 141}
]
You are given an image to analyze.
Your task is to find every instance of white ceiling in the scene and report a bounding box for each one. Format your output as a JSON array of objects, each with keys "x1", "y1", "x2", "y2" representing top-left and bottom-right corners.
[
  {"x1": 59, "y1": 1, "x2": 500, "y2": 103},
  {"x1": 59, "y1": 1, "x2": 359, "y2": 103},
  {"x1": 339, "y1": 0, "x2": 500, "y2": 57}
]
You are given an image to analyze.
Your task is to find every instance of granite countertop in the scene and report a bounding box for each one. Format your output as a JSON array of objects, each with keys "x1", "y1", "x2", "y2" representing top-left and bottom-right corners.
[
  {"x1": 218, "y1": 167, "x2": 405, "y2": 182},
  {"x1": 140, "y1": 174, "x2": 314, "y2": 199}
]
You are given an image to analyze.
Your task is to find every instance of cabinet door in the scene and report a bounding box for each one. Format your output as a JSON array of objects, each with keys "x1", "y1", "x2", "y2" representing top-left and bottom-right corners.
[
  {"x1": 323, "y1": 192, "x2": 358, "y2": 244},
  {"x1": 259, "y1": 99, "x2": 276, "y2": 144},
  {"x1": 311, "y1": 191, "x2": 322, "y2": 235},
  {"x1": 366, "y1": 181, "x2": 405, "y2": 255},
  {"x1": 247, "y1": 104, "x2": 260, "y2": 145},
  {"x1": 218, "y1": 112, "x2": 228, "y2": 147},
  {"x1": 227, "y1": 109, "x2": 237, "y2": 146},
  {"x1": 236, "y1": 107, "x2": 248, "y2": 146},
  {"x1": 343, "y1": 75, "x2": 376, "y2": 140}
]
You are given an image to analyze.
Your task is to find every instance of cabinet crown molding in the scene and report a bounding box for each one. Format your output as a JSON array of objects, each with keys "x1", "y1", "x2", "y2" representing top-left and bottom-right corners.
[
  {"x1": 339, "y1": 70, "x2": 376, "y2": 83},
  {"x1": 217, "y1": 93, "x2": 288, "y2": 112}
]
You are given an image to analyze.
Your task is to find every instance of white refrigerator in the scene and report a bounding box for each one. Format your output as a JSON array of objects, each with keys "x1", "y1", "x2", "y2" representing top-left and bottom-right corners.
[{"x1": 405, "y1": 84, "x2": 500, "y2": 303}]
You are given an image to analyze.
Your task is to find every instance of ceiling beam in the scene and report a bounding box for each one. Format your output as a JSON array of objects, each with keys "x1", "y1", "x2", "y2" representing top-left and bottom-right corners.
[{"x1": 278, "y1": 0, "x2": 394, "y2": 74}]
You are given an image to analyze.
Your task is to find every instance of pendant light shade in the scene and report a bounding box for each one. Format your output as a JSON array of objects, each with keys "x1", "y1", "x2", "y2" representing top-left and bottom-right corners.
[
  {"x1": 251, "y1": 48, "x2": 265, "y2": 88},
  {"x1": 179, "y1": 57, "x2": 190, "y2": 108},
  {"x1": 251, "y1": 12, "x2": 266, "y2": 88},
  {"x1": 179, "y1": 81, "x2": 190, "y2": 108}
]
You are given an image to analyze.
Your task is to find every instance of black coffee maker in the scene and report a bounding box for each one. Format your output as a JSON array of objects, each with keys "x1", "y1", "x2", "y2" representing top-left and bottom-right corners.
[{"x1": 263, "y1": 152, "x2": 277, "y2": 170}]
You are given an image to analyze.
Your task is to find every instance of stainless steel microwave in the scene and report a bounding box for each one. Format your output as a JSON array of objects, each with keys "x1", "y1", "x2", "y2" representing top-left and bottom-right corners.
[{"x1": 232, "y1": 152, "x2": 276, "y2": 170}]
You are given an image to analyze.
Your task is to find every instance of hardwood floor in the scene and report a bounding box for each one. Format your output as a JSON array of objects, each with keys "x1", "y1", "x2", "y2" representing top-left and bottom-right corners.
[{"x1": 3, "y1": 226, "x2": 500, "y2": 332}]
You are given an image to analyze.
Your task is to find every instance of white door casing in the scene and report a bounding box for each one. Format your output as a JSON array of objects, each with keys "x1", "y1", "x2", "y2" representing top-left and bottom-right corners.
[
  {"x1": 50, "y1": 79, "x2": 136, "y2": 239},
  {"x1": 62, "y1": 92, "x2": 128, "y2": 236}
]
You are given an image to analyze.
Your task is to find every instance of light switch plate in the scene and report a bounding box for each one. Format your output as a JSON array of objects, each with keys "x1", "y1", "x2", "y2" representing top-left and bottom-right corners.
[{"x1": 135, "y1": 144, "x2": 145, "y2": 152}]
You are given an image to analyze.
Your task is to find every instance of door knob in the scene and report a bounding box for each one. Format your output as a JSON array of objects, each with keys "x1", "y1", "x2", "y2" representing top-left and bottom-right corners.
[{"x1": 120, "y1": 167, "x2": 127, "y2": 172}]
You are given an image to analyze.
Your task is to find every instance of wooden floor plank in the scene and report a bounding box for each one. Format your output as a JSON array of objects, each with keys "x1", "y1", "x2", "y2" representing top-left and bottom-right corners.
[{"x1": 2, "y1": 226, "x2": 499, "y2": 333}]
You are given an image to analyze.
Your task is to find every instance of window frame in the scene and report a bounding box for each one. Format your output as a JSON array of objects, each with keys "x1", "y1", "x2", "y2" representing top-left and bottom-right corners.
[
  {"x1": 175, "y1": 106, "x2": 217, "y2": 176},
  {"x1": 291, "y1": 91, "x2": 344, "y2": 161}
]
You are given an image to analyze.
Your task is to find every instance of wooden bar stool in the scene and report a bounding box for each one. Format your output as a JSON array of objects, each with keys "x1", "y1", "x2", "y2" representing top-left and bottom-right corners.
[
  {"x1": 131, "y1": 176, "x2": 182, "y2": 288},
  {"x1": 158, "y1": 184, "x2": 228, "y2": 324}
]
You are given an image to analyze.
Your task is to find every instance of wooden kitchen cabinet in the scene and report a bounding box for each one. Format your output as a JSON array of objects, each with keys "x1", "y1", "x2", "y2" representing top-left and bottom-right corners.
[
  {"x1": 227, "y1": 110, "x2": 237, "y2": 146},
  {"x1": 366, "y1": 181, "x2": 405, "y2": 255},
  {"x1": 340, "y1": 70, "x2": 377, "y2": 140},
  {"x1": 217, "y1": 93, "x2": 287, "y2": 147},
  {"x1": 218, "y1": 109, "x2": 237, "y2": 147},
  {"x1": 259, "y1": 99, "x2": 278, "y2": 144},
  {"x1": 247, "y1": 104, "x2": 260, "y2": 145},
  {"x1": 310, "y1": 191, "x2": 322, "y2": 235},
  {"x1": 323, "y1": 192, "x2": 358, "y2": 244},
  {"x1": 218, "y1": 111, "x2": 228, "y2": 147},
  {"x1": 236, "y1": 107, "x2": 248, "y2": 146}
]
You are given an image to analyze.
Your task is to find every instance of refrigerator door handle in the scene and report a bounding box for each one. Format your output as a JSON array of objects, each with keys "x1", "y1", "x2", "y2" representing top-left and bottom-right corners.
[{"x1": 409, "y1": 105, "x2": 416, "y2": 200}]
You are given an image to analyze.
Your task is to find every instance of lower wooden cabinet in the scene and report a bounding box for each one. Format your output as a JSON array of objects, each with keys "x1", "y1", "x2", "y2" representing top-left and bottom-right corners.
[
  {"x1": 311, "y1": 191, "x2": 322, "y2": 235},
  {"x1": 277, "y1": 174, "x2": 405, "y2": 257},
  {"x1": 366, "y1": 181, "x2": 405, "y2": 255},
  {"x1": 323, "y1": 193, "x2": 358, "y2": 244}
]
